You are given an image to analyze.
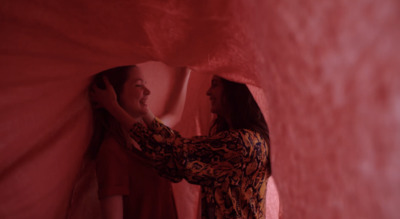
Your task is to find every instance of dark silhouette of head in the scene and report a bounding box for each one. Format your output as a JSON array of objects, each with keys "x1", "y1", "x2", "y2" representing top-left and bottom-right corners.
[
  {"x1": 207, "y1": 76, "x2": 271, "y2": 172},
  {"x1": 208, "y1": 76, "x2": 269, "y2": 143}
]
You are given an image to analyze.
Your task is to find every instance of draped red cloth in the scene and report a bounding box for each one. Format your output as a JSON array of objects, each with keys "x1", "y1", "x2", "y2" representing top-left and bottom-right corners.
[{"x1": 1, "y1": 0, "x2": 399, "y2": 218}]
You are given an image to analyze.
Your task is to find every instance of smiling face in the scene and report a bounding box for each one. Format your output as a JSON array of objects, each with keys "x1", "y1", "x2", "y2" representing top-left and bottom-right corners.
[
  {"x1": 206, "y1": 76, "x2": 226, "y2": 117},
  {"x1": 119, "y1": 67, "x2": 151, "y2": 118}
]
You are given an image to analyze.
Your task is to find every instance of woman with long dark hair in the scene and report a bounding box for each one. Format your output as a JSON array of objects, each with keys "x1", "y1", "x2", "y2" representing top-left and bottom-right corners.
[
  {"x1": 89, "y1": 65, "x2": 190, "y2": 219},
  {"x1": 92, "y1": 74, "x2": 271, "y2": 218}
]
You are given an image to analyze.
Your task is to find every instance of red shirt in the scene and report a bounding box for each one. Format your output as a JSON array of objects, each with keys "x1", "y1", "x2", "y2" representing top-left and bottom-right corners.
[{"x1": 96, "y1": 136, "x2": 178, "y2": 219}]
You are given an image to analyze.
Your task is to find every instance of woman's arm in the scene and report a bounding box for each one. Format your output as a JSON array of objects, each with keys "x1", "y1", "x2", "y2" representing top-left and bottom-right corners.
[
  {"x1": 100, "y1": 196, "x2": 123, "y2": 219},
  {"x1": 129, "y1": 119, "x2": 253, "y2": 186}
]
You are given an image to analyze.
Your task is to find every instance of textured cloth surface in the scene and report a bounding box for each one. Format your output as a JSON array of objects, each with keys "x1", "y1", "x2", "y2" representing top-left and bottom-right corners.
[{"x1": 0, "y1": 0, "x2": 399, "y2": 219}]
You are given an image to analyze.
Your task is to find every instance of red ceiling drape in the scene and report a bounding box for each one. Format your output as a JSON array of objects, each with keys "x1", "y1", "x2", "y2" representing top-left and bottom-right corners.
[{"x1": 1, "y1": 0, "x2": 399, "y2": 218}]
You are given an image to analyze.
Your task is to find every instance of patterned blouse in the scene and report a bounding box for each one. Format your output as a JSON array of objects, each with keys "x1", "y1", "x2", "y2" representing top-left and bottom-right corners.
[{"x1": 129, "y1": 118, "x2": 270, "y2": 219}]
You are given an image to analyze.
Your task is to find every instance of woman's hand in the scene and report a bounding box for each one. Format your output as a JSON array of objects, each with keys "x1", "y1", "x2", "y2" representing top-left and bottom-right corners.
[
  {"x1": 91, "y1": 75, "x2": 142, "y2": 129},
  {"x1": 91, "y1": 75, "x2": 119, "y2": 112}
]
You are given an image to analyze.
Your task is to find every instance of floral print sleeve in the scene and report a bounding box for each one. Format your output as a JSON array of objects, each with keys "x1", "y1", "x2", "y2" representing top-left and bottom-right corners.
[
  {"x1": 129, "y1": 118, "x2": 270, "y2": 218},
  {"x1": 129, "y1": 118, "x2": 245, "y2": 186}
]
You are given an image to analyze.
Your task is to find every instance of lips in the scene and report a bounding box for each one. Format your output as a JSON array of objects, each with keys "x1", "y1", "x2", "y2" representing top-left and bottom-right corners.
[
  {"x1": 209, "y1": 98, "x2": 215, "y2": 105},
  {"x1": 140, "y1": 98, "x2": 147, "y2": 106}
]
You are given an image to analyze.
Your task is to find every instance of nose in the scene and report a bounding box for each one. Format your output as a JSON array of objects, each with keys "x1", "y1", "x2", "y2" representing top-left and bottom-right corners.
[
  {"x1": 206, "y1": 87, "x2": 211, "y2": 96},
  {"x1": 144, "y1": 86, "x2": 151, "y2": 95}
]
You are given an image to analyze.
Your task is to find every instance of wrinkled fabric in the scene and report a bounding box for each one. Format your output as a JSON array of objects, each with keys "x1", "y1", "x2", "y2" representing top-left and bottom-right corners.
[{"x1": 1, "y1": 0, "x2": 399, "y2": 219}]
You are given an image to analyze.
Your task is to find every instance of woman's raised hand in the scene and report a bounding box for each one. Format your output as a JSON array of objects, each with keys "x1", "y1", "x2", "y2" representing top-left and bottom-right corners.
[
  {"x1": 91, "y1": 75, "x2": 118, "y2": 112},
  {"x1": 91, "y1": 75, "x2": 142, "y2": 129}
]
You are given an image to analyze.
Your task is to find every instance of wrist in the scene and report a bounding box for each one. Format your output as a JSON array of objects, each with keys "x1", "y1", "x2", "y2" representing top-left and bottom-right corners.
[
  {"x1": 143, "y1": 110, "x2": 155, "y2": 126},
  {"x1": 106, "y1": 102, "x2": 122, "y2": 116}
]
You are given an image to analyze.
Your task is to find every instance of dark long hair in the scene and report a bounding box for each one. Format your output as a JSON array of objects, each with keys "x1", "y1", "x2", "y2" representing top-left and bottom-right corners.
[
  {"x1": 87, "y1": 65, "x2": 135, "y2": 159},
  {"x1": 209, "y1": 77, "x2": 271, "y2": 171}
]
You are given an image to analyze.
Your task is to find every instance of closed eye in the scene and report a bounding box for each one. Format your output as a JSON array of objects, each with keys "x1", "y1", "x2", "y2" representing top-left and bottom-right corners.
[
  {"x1": 211, "y1": 80, "x2": 218, "y2": 88},
  {"x1": 134, "y1": 80, "x2": 147, "y2": 87}
]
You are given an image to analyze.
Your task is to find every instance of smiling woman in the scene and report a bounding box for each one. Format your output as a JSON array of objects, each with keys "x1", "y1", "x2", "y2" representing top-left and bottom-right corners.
[
  {"x1": 117, "y1": 68, "x2": 151, "y2": 117},
  {"x1": 88, "y1": 65, "x2": 180, "y2": 219}
]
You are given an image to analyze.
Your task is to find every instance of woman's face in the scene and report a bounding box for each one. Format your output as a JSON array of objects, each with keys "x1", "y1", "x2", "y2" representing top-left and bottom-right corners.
[
  {"x1": 206, "y1": 76, "x2": 226, "y2": 116},
  {"x1": 119, "y1": 67, "x2": 151, "y2": 118}
]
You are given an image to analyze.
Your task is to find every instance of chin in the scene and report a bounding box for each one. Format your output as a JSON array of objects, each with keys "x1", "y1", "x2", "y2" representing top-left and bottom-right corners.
[
  {"x1": 126, "y1": 109, "x2": 144, "y2": 117},
  {"x1": 211, "y1": 108, "x2": 221, "y2": 115},
  {"x1": 138, "y1": 108, "x2": 148, "y2": 115}
]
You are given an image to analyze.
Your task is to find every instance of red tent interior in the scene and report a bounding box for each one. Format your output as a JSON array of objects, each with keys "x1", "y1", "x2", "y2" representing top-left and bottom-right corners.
[{"x1": 1, "y1": 0, "x2": 399, "y2": 218}]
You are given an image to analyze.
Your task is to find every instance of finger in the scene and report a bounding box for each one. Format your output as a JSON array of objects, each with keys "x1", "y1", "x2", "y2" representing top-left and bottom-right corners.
[
  {"x1": 91, "y1": 82, "x2": 105, "y2": 93},
  {"x1": 102, "y1": 75, "x2": 112, "y2": 89},
  {"x1": 91, "y1": 83, "x2": 99, "y2": 91}
]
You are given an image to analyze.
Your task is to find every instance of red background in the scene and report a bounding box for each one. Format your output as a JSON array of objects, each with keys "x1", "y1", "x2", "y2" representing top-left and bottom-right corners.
[{"x1": 1, "y1": 0, "x2": 399, "y2": 218}]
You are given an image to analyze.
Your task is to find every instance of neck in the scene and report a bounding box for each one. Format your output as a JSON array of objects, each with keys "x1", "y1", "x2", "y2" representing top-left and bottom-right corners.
[
  {"x1": 126, "y1": 110, "x2": 142, "y2": 122},
  {"x1": 226, "y1": 118, "x2": 232, "y2": 129},
  {"x1": 218, "y1": 114, "x2": 232, "y2": 129}
]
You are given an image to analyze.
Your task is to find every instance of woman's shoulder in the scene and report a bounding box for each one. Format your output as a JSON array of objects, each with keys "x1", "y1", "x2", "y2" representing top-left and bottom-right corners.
[
  {"x1": 216, "y1": 128, "x2": 258, "y2": 137},
  {"x1": 235, "y1": 129, "x2": 267, "y2": 144},
  {"x1": 205, "y1": 129, "x2": 256, "y2": 145},
  {"x1": 206, "y1": 129, "x2": 251, "y2": 140},
  {"x1": 99, "y1": 135, "x2": 155, "y2": 167}
]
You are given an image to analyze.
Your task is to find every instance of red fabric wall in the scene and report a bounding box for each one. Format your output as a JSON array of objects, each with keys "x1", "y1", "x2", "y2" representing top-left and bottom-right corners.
[{"x1": 1, "y1": 0, "x2": 399, "y2": 218}]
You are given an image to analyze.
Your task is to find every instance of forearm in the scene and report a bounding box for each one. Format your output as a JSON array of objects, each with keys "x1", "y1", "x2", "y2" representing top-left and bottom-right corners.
[
  {"x1": 129, "y1": 121, "x2": 184, "y2": 182},
  {"x1": 158, "y1": 67, "x2": 191, "y2": 127},
  {"x1": 129, "y1": 121, "x2": 243, "y2": 186},
  {"x1": 129, "y1": 118, "x2": 179, "y2": 162},
  {"x1": 165, "y1": 67, "x2": 191, "y2": 115}
]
